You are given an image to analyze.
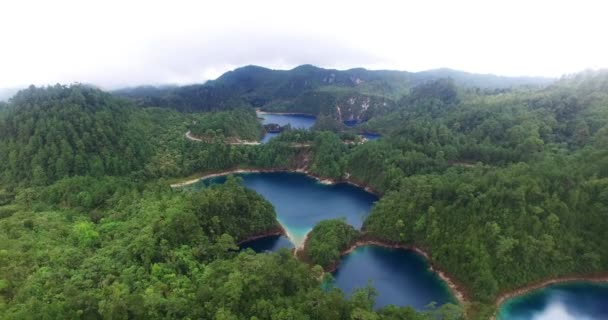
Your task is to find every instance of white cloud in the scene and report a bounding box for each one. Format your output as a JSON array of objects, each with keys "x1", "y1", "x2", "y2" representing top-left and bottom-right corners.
[
  {"x1": 0, "y1": 0, "x2": 606, "y2": 88},
  {"x1": 532, "y1": 301, "x2": 593, "y2": 320}
]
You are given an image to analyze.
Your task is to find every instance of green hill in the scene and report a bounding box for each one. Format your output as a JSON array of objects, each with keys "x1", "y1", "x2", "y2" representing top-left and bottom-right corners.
[
  {"x1": 114, "y1": 65, "x2": 553, "y2": 123},
  {"x1": 0, "y1": 85, "x2": 151, "y2": 185}
]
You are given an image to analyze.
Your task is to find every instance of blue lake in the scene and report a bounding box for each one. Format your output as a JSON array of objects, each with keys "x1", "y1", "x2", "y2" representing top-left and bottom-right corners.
[
  {"x1": 187, "y1": 171, "x2": 457, "y2": 310},
  {"x1": 359, "y1": 133, "x2": 381, "y2": 141},
  {"x1": 498, "y1": 282, "x2": 608, "y2": 320},
  {"x1": 240, "y1": 234, "x2": 294, "y2": 252},
  {"x1": 257, "y1": 113, "x2": 316, "y2": 143},
  {"x1": 189, "y1": 172, "x2": 377, "y2": 247},
  {"x1": 329, "y1": 245, "x2": 456, "y2": 310}
]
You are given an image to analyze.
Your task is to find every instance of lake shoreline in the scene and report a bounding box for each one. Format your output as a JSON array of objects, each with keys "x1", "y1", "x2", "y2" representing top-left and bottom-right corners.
[
  {"x1": 256, "y1": 109, "x2": 316, "y2": 117},
  {"x1": 169, "y1": 168, "x2": 381, "y2": 197},
  {"x1": 324, "y1": 236, "x2": 468, "y2": 306},
  {"x1": 237, "y1": 225, "x2": 287, "y2": 246},
  {"x1": 494, "y1": 273, "x2": 608, "y2": 307}
]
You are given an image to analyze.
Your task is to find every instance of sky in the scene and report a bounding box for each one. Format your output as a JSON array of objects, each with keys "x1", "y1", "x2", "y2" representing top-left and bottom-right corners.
[{"x1": 0, "y1": 0, "x2": 607, "y2": 89}]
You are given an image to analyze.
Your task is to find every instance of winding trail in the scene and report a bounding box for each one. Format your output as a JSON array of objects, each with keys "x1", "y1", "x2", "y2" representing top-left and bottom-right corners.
[
  {"x1": 185, "y1": 130, "x2": 315, "y2": 147},
  {"x1": 185, "y1": 130, "x2": 261, "y2": 145}
]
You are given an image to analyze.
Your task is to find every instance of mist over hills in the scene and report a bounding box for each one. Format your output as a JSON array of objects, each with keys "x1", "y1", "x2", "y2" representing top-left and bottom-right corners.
[{"x1": 113, "y1": 65, "x2": 554, "y2": 121}]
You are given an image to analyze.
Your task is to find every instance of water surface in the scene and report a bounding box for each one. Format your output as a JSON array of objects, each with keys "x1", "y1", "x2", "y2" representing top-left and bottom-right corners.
[
  {"x1": 359, "y1": 133, "x2": 381, "y2": 141},
  {"x1": 260, "y1": 132, "x2": 280, "y2": 143},
  {"x1": 190, "y1": 172, "x2": 377, "y2": 247},
  {"x1": 330, "y1": 245, "x2": 455, "y2": 310},
  {"x1": 240, "y1": 234, "x2": 294, "y2": 252},
  {"x1": 498, "y1": 282, "x2": 608, "y2": 320},
  {"x1": 258, "y1": 113, "x2": 316, "y2": 143},
  {"x1": 189, "y1": 172, "x2": 456, "y2": 311}
]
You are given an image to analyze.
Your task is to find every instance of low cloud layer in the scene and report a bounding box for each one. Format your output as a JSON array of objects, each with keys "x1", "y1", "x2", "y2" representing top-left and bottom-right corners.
[{"x1": 1, "y1": 0, "x2": 606, "y2": 89}]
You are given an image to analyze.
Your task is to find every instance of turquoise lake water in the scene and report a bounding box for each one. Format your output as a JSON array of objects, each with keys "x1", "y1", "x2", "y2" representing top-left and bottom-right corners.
[
  {"x1": 257, "y1": 113, "x2": 316, "y2": 143},
  {"x1": 189, "y1": 172, "x2": 377, "y2": 246},
  {"x1": 498, "y1": 282, "x2": 608, "y2": 320},
  {"x1": 189, "y1": 172, "x2": 457, "y2": 310}
]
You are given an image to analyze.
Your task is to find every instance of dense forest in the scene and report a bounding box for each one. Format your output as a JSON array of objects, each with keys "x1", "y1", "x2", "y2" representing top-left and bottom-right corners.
[
  {"x1": 300, "y1": 219, "x2": 359, "y2": 270},
  {"x1": 0, "y1": 85, "x2": 151, "y2": 185},
  {"x1": 1, "y1": 68, "x2": 607, "y2": 319},
  {"x1": 189, "y1": 108, "x2": 263, "y2": 142},
  {"x1": 114, "y1": 65, "x2": 550, "y2": 124}
]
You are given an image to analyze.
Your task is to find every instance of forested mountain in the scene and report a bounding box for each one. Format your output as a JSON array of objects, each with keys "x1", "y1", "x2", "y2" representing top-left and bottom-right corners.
[
  {"x1": 114, "y1": 65, "x2": 552, "y2": 122},
  {"x1": 0, "y1": 69, "x2": 606, "y2": 320}
]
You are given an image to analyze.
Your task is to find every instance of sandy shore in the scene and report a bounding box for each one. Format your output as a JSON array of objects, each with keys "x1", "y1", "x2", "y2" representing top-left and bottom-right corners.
[{"x1": 293, "y1": 230, "x2": 311, "y2": 256}]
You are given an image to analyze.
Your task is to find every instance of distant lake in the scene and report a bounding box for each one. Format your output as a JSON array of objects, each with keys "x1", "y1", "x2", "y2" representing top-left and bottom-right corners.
[
  {"x1": 330, "y1": 245, "x2": 456, "y2": 310},
  {"x1": 257, "y1": 112, "x2": 316, "y2": 143},
  {"x1": 498, "y1": 282, "x2": 608, "y2": 320},
  {"x1": 359, "y1": 133, "x2": 381, "y2": 141},
  {"x1": 189, "y1": 172, "x2": 377, "y2": 247}
]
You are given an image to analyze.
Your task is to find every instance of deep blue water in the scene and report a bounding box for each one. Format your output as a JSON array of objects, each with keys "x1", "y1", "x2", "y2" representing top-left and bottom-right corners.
[
  {"x1": 330, "y1": 245, "x2": 455, "y2": 310},
  {"x1": 189, "y1": 172, "x2": 456, "y2": 310},
  {"x1": 240, "y1": 234, "x2": 294, "y2": 252},
  {"x1": 498, "y1": 282, "x2": 608, "y2": 320},
  {"x1": 343, "y1": 119, "x2": 359, "y2": 127},
  {"x1": 258, "y1": 113, "x2": 316, "y2": 129},
  {"x1": 359, "y1": 133, "x2": 381, "y2": 141},
  {"x1": 189, "y1": 172, "x2": 377, "y2": 247},
  {"x1": 257, "y1": 113, "x2": 316, "y2": 143}
]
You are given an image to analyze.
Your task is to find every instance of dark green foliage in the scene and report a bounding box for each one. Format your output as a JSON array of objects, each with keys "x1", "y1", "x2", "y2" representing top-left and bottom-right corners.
[
  {"x1": 114, "y1": 65, "x2": 550, "y2": 119},
  {"x1": 0, "y1": 176, "x2": 435, "y2": 320},
  {"x1": 364, "y1": 154, "x2": 608, "y2": 302},
  {"x1": 410, "y1": 78, "x2": 458, "y2": 105},
  {"x1": 189, "y1": 108, "x2": 262, "y2": 141},
  {"x1": 309, "y1": 132, "x2": 347, "y2": 179},
  {"x1": 2, "y1": 69, "x2": 608, "y2": 319},
  {"x1": 0, "y1": 85, "x2": 150, "y2": 185},
  {"x1": 305, "y1": 219, "x2": 359, "y2": 269}
]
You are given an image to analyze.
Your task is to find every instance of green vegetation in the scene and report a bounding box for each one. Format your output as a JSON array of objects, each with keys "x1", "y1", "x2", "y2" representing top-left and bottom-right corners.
[
  {"x1": 0, "y1": 85, "x2": 150, "y2": 185},
  {"x1": 0, "y1": 177, "x2": 452, "y2": 319},
  {"x1": 189, "y1": 108, "x2": 262, "y2": 141},
  {"x1": 114, "y1": 65, "x2": 550, "y2": 123},
  {"x1": 1, "y1": 68, "x2": 607, "y2": 319},
  {"x1": 303, "y1": 219, "x2": 359, "y2": 269}
]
